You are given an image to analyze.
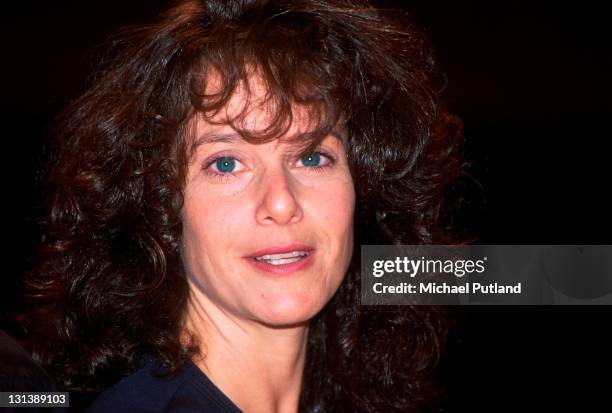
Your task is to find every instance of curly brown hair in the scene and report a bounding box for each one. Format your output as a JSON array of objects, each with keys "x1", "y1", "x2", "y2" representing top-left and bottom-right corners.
[{"x1": 24, "y1": 0, "x2": 464, "y2": 412}]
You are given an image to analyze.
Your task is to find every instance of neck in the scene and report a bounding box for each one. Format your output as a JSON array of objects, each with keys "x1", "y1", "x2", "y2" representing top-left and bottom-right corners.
[{"x1": 183, "y1": 285, "x2": 308, "y2": 413}]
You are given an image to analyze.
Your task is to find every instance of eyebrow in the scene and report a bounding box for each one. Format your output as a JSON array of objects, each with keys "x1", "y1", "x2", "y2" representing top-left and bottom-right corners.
[
  {"x1": 193, "y1": 130, "x2": 347, "y2": 150},
  {"x1": 194, "y1": 133, "x2": 241, "y2": 147}
]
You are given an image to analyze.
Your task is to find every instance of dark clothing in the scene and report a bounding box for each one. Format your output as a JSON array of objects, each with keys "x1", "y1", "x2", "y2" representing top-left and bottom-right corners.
[
  {"x1": 0, "y1": 330, "x2": 57, "y2": 392},
  {"x1": 0, "y1": 330, "x2": 68, "y2": 413},
  {"x1": 86, "y1": 355, "x2": 242, "y2": 413},
  {"x1": 87, "y1": 356, "x2": 241, "y2": 413}
]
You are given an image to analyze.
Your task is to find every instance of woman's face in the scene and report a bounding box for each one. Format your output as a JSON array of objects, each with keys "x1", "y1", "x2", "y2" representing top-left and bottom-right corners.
[{"x1": 180, "y1": 83, "x2": 355, "y2": 328}]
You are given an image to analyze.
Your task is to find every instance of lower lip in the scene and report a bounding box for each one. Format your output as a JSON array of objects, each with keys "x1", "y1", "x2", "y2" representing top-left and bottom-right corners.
[{"x1": 244, "y1": 251, "x2": 316, "y2": 275}]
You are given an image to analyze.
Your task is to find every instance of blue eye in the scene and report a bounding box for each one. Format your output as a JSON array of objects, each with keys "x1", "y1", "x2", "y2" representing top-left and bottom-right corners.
[
  {"x1": 300, "y1": 152, "x2": 321, "y2": 167},
  {"x1": 215, "y1": 157, "x2": 236, "y2": 173}
]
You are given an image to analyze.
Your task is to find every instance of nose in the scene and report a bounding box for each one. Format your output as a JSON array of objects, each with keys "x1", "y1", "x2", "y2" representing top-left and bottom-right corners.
[{"x1": 255, "y1": 167, "x2": 303, "y2": 226}]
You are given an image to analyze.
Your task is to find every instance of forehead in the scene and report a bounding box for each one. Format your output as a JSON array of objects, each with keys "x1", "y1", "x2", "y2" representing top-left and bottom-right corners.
[
  {"x1": 188, "y1": 67, "x2": 346, "y2": 148},
  {"x1": 204, "y1": 70, "x2": 322, "y2": 133}
]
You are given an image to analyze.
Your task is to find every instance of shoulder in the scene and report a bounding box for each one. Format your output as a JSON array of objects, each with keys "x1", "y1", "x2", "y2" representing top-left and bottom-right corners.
[
  {"x1": 86, "y1": 355, "x2": 242, "y2": 413},
  {"x1": 0, "y1": 330, "x2": 59, "y2": 393},
  {"x1": 86, "y1": 356, "x2": 192, "y2": 413}
]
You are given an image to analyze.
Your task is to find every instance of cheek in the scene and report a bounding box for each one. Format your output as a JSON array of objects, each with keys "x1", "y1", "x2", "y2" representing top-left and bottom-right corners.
[
  {"x1": 182, "y1": 190, "x2": 247, "y2": 264},
  {"x1": 311, "y1": 180, "x2": 355, "y2": 233},
  {"x1": 303, "y1": 178, "x2": 355, "y2": 279}
]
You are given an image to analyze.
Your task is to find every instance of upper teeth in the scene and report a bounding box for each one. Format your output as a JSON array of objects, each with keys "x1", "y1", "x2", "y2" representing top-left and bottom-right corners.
[{"x1": 255, "y1": 251, "x2": 309, "y2": 260}]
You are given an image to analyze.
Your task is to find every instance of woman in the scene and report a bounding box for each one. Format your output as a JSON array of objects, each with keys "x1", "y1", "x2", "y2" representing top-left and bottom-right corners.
[{"x1": 24, "y1": 0, "x2": 464, "y2": 411}]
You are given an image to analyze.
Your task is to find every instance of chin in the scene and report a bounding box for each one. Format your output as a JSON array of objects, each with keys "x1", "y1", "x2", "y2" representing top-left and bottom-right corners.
[{"x1": 257, "y1": 293, "x2": 325, "y2": 327}]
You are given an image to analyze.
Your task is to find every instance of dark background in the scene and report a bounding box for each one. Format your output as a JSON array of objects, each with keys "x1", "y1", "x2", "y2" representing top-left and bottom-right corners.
[{"x1": 2, "y1": 1, "x2": 611, "y2": 411}]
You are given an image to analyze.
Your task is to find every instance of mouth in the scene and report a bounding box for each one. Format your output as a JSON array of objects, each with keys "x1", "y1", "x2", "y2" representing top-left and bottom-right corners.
[
  {"x1": 245, "y1": 244, "x2": 316, "y2": 274},
  {"x1": 253, "y1": 250, "x2": 310, "y2": 265}
]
